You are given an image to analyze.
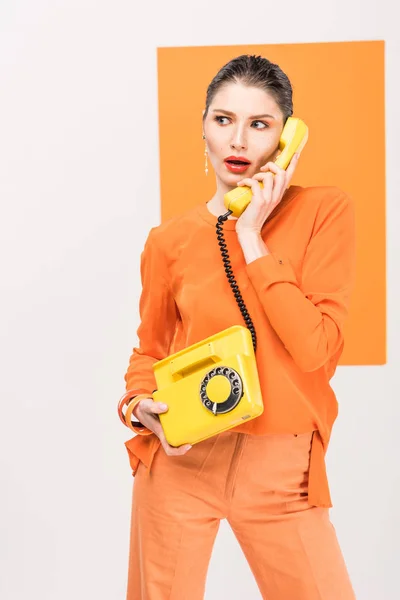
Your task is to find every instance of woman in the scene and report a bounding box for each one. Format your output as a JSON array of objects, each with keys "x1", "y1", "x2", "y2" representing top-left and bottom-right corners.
[{"x1": 119, "y1": 54, "x2": 357, "y2": 599}]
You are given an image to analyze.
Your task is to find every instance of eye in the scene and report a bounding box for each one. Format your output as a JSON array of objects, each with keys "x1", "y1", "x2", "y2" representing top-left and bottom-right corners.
[
  {"x1": 214, "y1": 116, "x2": 230, "y2": 125},
  {"x1": 251, "y1": 120, "x2": 269, "y2": 129}
]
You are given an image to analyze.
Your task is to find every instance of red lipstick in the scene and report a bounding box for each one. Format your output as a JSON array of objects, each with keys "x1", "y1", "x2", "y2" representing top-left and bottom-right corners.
[{"x1": 224, "y1": 155, "x2": 251, "y2": 174}]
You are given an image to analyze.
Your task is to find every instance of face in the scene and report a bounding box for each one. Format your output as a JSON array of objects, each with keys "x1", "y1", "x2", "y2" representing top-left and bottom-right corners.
[{"x1": 202, "y1": 82, "x2": 285, "y2": 189}]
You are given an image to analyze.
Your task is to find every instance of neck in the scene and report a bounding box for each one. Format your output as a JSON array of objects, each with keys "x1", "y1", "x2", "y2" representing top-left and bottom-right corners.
[{"x1": 206, "y1": 176, "x2": 238, "y2": 220}]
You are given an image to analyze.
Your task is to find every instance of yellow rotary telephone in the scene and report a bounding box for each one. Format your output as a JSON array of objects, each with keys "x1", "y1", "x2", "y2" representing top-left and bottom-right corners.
[{"x1": 152, "y1": 117, "x2": 309, "y2": 447}]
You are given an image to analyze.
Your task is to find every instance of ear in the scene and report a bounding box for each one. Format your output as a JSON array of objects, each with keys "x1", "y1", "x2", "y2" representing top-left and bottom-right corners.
[{"x1": 202, "y1": 109, "x2": 206, "y2": 138}]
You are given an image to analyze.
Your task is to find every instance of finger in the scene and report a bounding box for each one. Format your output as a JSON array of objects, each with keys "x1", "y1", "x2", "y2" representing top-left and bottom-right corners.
[
  {"x1": 167, "y1": 444, "x2": 193, "y2": 456},
  {"x1": 260, "y1": 157, "x2": 296, "y2": 191},
  {"x1": 146, "y1": 409, "x2": 192, "y2": 456},
  {"x1": 148, "y1": 401, "x2": 169, "y2": 415},
  {"x1": 159, "y1": 431, "x2": 192, "y2": 456},
  {"x1": 284, "y1": 152, "x2": 300, "y2": 185},
  {"x1": 235, "y1": 178, "x2": 264, "y2": 201},
  {"x1": 268, "y1": 163, "x2": 287, "y2": 201},
  {"x1": 260, "y1": 161, "x2": 285, "y2": 176},
  {"x1": 251, "y1": 172, "x2": 274, "y2": 200},
  {"x1": 251, "y1": 172, "x2": 274, "y2": 183},
  {"x1": 137, "y1": 399, "x2": 168, "y2": 416},
  {"x1": 236, "y1": 177, "x2": 257, "y2": 187},
  {"x1": 255, "y1": 163, "x2": 287, "y2": 201}
]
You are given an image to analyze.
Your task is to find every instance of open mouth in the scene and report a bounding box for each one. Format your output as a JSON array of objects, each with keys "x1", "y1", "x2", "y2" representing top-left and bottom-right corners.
[
  {"x1": 225, "y1": 159, "x2": 250, "y2": 165},
  {"x1": 224, "y1": 158, "x2": 251, "y2": 173}
]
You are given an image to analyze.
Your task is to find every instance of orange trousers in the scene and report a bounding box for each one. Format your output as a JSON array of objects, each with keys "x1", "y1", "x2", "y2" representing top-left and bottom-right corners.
[{"x1": 126, "y1": 431, "x2": 355, "y2": 599}]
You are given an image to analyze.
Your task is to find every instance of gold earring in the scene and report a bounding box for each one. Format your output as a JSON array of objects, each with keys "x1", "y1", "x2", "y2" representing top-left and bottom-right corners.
[{"x1": 203, "y1": 135, "x2": 208, "y2": 175}]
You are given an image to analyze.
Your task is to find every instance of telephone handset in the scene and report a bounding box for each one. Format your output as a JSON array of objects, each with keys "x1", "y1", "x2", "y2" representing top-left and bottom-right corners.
[
  {"x1": 216, "y1": 117, "x2": 309, "y2": 351},
  {"x1": 223, "y1": 117, "x2": 309, "y2": 218},
  {"x1": 151, "y1": 118, "x2": 308, "y2": 447}
]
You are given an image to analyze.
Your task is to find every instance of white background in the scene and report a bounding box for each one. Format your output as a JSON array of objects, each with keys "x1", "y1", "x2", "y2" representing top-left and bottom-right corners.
[{"x1": 1, "y1": 1, "x2": 399, "y2": 598}]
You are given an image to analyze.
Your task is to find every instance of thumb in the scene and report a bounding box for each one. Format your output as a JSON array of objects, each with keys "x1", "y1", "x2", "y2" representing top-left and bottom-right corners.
[{"x1": 149, "y1": 402, "x2": 169, "y2": 414}]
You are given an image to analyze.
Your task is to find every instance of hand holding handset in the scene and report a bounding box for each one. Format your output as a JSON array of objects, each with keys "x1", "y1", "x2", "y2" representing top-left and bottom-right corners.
[
  {"x1": 151, "y1": 117, "x2": 309, "y2": 448},
  {"x1": 223, "y1": 117, "x2": 309, "y2": 218}
]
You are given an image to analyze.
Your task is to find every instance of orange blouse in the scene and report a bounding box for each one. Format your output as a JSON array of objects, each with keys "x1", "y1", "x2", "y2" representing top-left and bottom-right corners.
[{"x1": 122, "y1": 184, "x2": 357, "y2": 507}]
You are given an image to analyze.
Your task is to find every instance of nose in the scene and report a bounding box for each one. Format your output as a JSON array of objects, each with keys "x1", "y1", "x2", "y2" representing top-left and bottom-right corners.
[{"x1": 230, "y1": 124, "x2": 247, "y2": 151}]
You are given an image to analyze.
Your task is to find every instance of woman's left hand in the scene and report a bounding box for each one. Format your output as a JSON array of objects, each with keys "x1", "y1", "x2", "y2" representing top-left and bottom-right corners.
[{"x1": 235, "y1": 152, "x2": 300, "y2": 236}]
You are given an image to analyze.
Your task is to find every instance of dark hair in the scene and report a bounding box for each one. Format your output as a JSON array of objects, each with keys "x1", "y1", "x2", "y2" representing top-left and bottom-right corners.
[{"x1": 203, "y1": 54, "x2": 293, "y2": 123}]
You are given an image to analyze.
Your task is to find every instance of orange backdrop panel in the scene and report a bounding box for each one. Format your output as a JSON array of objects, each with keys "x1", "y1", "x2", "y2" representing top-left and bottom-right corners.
[{"x1": 157, "y1": 41, "x2": 386, "y2": 366}]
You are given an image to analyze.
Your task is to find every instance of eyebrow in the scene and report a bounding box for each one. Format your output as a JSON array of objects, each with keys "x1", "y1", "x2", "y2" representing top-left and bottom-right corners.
[{"x1": 212, "y1": 109, "x2": 276, "y2": 120}]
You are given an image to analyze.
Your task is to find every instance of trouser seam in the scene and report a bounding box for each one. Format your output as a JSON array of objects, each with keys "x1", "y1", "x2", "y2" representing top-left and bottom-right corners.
[{"x1": 226, "y1": 433, "x2": 248, "y2": 519}]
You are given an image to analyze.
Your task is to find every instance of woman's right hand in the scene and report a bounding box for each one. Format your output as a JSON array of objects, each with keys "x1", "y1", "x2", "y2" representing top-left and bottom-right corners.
[{"x1": 133, "y1": 398, "x2": 192, "y2": 456}]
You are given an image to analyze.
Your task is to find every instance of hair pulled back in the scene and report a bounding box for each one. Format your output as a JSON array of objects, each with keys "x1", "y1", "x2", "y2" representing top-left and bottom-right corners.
[{"x1": 203, "y1": 54, "x2": 293, "y2": 123}]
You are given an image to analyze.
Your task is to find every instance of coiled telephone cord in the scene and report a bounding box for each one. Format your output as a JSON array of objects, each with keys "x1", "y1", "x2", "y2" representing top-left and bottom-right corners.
[{"x1": 216, "y1": 211, "x2": 257, "y2": 352}]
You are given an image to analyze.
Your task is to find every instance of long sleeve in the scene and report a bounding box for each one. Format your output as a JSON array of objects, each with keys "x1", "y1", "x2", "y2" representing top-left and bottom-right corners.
[
  {"x1": 124, "y1": 228, "x2": 180, "y2": 393},
  {"x1": 245, "y1": 189, "x2": 356, "y2": 372}
]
